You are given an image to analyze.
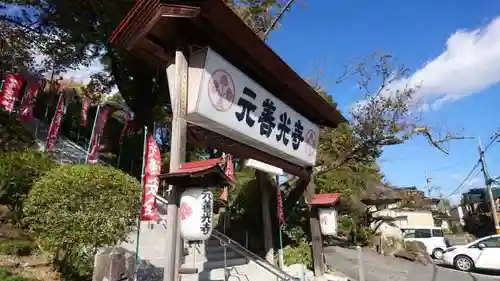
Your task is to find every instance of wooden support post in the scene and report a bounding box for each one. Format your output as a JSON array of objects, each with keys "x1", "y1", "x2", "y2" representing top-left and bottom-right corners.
[
  {"x1": 305, "y1": 178, "x2": 325, "y2": 277},
  {"x1": 163, "y1": 48, "x2": 188, "y2": 281},
  {"x1": 256, "y1": 170, "x2": 275, "y2": 264}
]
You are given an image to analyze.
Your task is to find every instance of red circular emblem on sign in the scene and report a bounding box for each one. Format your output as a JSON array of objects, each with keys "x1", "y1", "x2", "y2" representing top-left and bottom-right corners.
[
  {"x1": 208, "y1": 69, "x2": 235, "y2": 112},
  {"x1": 305, "y1": 130, "x2": 316, "y2": 157}
]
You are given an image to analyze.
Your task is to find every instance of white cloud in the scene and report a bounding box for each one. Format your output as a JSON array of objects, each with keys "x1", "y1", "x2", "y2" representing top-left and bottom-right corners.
[
  {"x1": 464, "y1": 176, "x2": 482, "y2": 187},
  {"x1": 387, "y1": 17, "x2": 500, "y2": 109},
  {"x1": 451, "y1": 172, "x2": 482, "y2": 187},
  {"x1": 449, "y1": 194, "x2": 462, "y2": 206},
  {"x1": 34, "y1": 52, "x2": 104, "y2": 84},
  {"x1": 59, "y1": 60, "x2": 104, "y2": 84}
]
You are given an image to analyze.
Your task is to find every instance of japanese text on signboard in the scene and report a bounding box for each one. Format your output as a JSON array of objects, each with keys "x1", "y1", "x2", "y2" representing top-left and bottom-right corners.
[
  {"x1": 235, "y1": 87, "x2": 305, "y2": 150},
  {"x1": 200, "y1": 190, "x2": 213, "y2": 235}
]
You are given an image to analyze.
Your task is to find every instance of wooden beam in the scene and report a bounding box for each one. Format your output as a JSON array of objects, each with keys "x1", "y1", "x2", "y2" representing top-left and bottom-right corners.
[
  {"x1": 187, "y1": 125, "x2": 309, "y2": 179},
  {"x1": 163, "y1": 47, "x2": 189, "y2": 281},
  {"x1": 256, "y1": 170, "x2": 275, "y2": 265}
]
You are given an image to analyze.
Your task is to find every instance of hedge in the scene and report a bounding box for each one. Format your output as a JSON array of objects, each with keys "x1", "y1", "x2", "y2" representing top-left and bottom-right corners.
[
  {"x1": 23, "y1": 164, "x2": 140, "y2": 279},
  {"x1": 0, "y1": 150, "x2": 56, "y2": 223}
]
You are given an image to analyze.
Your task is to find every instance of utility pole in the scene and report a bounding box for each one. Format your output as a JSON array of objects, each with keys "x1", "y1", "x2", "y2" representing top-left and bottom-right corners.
[
  {"x1": 425, "y1": 170, "x2": 431, "y2": 196},
  {"x1": 477, "y1": 137, "x2": 500, "y2": 234}
]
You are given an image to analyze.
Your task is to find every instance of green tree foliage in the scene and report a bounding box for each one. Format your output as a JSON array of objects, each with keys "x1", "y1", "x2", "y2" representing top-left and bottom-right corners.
[
  {"x1": 224, "y1": 0, "x2": 297, "y2": 38},
  {"x1": 23, "y1": 164, "x2": 140, "y2": 279},
  {"x1": 0, "y1": 150, "x2": 56, "y2": 223}
]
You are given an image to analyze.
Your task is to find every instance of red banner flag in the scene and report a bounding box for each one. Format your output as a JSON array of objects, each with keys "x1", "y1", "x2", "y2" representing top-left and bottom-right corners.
[
  {"x1": 88, "y1": 106, "x2": 114, "y2": 164},
  {"x1": 0, "y1": 74, "x2": 24, "y2": 113},
  {"x1": 81, "y1": 95, "x2": 90, "y2": 127},
  {"x1": 140, "y1": 135, "x2": 161, "y2": 221},
  {"x1": 19, "y1": 78, "x2": 43, "y2": 123},
  {"x1": 45, "y1": 94, "x2": 65, "y2": 152},
  {"x1": 119, "y1": 111, "x2": 131, "y2": 144},
  {"x1": 277, "y1": 185, "x2": 286, "y2": 228},
  {"x1": 219, "y1": 154, "x2": 234, "y2": 202}
]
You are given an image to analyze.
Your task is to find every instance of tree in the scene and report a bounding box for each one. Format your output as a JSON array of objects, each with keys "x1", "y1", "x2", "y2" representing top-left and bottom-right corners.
[
  {"x1": 1, "y1": 0, "x2": 297, "y2": 128},
  {"x1": 0, "y1": 20, "x2": 40, "y2": 75},
  {"x1": 224, "y1": 0, "x2": 298, "y2": 39},
  {"x1": 316, "y1": 53, "x2": 464, "y2": 177},
  {"x1": 283, "y1": 53, "x2": 466, "y2": 229}
]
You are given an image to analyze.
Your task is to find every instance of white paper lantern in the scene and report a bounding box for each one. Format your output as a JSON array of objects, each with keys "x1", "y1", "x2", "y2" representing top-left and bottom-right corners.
[
  {"x1": 179, "y1": 188, "x2": 214, "y2": 241},
  {"x1": 319, "y1": 208, "x2": 337, "y2": 236}
]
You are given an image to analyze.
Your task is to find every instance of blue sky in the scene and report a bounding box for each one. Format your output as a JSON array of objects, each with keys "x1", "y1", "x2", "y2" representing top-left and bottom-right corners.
[{"x1": 266, "y1": 0, "x2": 500, "y2": 203}]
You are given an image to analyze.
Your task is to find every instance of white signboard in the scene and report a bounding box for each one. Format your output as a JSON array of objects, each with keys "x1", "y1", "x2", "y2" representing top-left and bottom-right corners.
[
  {"x1": 319, "y1": 208, "x2": 337, "y2": 236},
  {"x1": 174, "y1": 47, "x2": 320, "y2": 166}
]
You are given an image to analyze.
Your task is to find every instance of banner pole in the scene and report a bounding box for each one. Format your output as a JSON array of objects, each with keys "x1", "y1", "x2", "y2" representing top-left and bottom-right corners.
[
  {"x1": 43, "y1": 93, "x2": 63, "y2": 153},
  {"x1": 276, "y1": 175, "x2": 285, "y2": 269},
  {"x1": 85, "y1": 105, "x2": 100, "y2": 164},
  {"x1": 135, "y1": 125, "x2": 148, "y2": 270},
  {"x1": 117, "y1": 111, "x2": 131, "y2": 168},
  {"x1": 117, "y1": 141, "x2": 124, "y2": 168}
]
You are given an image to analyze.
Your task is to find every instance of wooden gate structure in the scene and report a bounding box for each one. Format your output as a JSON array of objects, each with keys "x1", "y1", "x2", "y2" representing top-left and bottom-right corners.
[{"x1": 108, "y1": 0, "x2": 346, "y2": 279}]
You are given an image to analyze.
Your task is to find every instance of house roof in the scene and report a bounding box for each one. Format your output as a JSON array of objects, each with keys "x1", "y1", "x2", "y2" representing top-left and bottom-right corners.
[
  {"x1": 309, "y1": 193, "x2": 340, "y2": 206},
  {"x1": 361, "y1": 184, "x2": 404, "y2": 205},
  {"x1": 108, "y1": 0, "x2": 346, "y2": 128},
  {"x1": 159, "y1": 158, "x2": 234, "y2": 187}
]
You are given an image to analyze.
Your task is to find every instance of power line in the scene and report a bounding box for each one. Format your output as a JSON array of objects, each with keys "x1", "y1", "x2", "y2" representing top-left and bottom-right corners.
[
  {"x1": 445, "y1": 161, "x2": 481, "y2": 199},
  {"x1": 485, "y1": 132, "x2": 500, "y2": 152},
  {"x1": 439, "y1": 132, "x2": 499, "y2": 200}
]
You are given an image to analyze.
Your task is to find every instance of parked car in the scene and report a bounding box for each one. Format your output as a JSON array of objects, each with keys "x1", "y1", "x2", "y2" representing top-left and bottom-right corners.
[
  {"x1": 442, "y1": 234, "x2": 500, "y2": 272},
  {"x1": 401, "y1": 226, "x2": 447, "y2": 259}
]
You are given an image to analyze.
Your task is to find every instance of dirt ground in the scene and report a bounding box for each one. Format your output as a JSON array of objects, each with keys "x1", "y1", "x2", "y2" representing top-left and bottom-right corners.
[
  {"x1": 0, "y1": 207, "x2": 60, "y2": 281},
  {"x1": 0, "y1": 254, "x2": 60, "y2": 281}
]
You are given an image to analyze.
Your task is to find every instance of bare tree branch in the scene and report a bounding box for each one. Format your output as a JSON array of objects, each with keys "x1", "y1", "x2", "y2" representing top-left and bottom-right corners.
[
  {"x1": 312, "y1": 51, "x2": 466, "y2": 180},
  {"x1": 412, "y1": 126, "x2": 470, "y2": 154},
  {"x1": 263, "y1": 0, "x2": 297, "y2": 41}
]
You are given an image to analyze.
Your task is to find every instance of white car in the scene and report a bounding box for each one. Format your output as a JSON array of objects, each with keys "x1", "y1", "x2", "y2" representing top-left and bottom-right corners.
[
  {"x1": 442, "y1": 234, "x2": 500, "y2": 271},
  {"x1": 401, "y1": 226, "x2": 448, "y2": 259}
]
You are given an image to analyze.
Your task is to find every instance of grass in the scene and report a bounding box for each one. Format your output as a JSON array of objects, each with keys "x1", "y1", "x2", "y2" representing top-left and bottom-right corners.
[{"x1": 0, "y1": 268, "x2": 37, "y2": 281}]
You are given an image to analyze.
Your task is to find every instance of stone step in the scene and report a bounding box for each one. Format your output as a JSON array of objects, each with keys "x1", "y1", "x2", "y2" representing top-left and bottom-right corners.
[
  {"x1": 181, "y1": 257, "x2": 248, "y2": 272},
  {"x1": 205, "y1": 238, "x2": 222, "y2": 247},
  {"x1": 204, "y1": 245, "x2": 227, "y2": 254},
  {"x1": 180, "y1": 261, "x2": 276, "y2": 281},
  {"x1": 183, "y1": 250, "x2": 241, "y2": 263}
]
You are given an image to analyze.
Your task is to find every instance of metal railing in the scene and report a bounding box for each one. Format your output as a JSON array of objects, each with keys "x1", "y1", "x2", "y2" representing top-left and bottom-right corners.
[
  {"x1": 154, "y1": 196, "x2": 299, "y2": 280},
  {"x1": 211, "y1": 229, "x2": 300, "y2": 281}
]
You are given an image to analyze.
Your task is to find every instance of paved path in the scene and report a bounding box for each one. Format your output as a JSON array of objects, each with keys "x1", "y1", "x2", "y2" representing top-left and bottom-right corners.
[
  {"x1": 21, "y1": 118, "x2": 102, "y2": 164},
  {"x1": 325, "y1": 246, "x2": 500, "y2": 281}
]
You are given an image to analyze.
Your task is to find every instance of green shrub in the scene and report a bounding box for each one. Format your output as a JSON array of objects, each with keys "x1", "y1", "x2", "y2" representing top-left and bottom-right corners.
[
  {"x1": 355, "y1": 227, "x2": 374, "y2": 247},
  {"x1": 282, "y1": 240, "x2": 312, "y2": 269},
  {"x1": 24, "y1": 164, "x2": 140, "y2": 279},
  {"x1": 0, "y1": 112, "x2": 36, "y2": 152},
  {"x1": 0, "y1": 150, "x2": 56, "y2": 223}
]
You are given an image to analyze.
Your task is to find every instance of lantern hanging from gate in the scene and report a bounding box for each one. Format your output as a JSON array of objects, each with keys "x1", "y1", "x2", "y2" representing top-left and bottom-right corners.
[{"x1": 179, "y1": 188, "x2": 214, "y2": 241}]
